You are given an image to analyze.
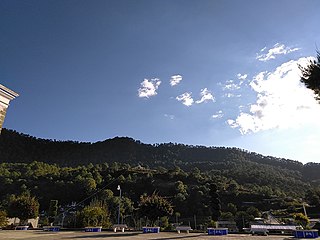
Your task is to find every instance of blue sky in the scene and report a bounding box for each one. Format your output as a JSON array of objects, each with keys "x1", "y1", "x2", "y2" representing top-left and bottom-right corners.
[{"x1": 1, "y1": 0, "x2": 320, "y2": 163}]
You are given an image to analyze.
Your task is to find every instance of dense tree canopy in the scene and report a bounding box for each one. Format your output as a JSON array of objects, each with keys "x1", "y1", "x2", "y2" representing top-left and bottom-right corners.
[
  {"x1": 209, "y1": 183, "x2": 221, "y2": 221},
  {"x1": 138, "y1": 193, "x2": 173, "y2": 226},
  {"x1": 0, "y1": 129, "x2": 319, "y2": 228},
  {"x1": 299, "y1": 51, "x2": 320, "y2": 101},
  {"x1": 6, "y1": 193, "x2": 39, "y2": 224},
  {"x1": 77, "y1": 199, "x2": 111, "y2": 227}
]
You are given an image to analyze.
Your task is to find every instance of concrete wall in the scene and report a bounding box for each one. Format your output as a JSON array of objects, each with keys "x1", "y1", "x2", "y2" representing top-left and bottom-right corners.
[{"x1": 7, "y1": 217, "x2": 39, "y2": 228}]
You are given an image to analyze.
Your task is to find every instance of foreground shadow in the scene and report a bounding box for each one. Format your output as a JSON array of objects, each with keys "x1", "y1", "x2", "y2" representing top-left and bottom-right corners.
[
  {"x1": 152, "y1": 233, "x2": 205, "y2": 240},
  {"x1": 63, "y1": 232, "x2": 141, "y2": 239}
]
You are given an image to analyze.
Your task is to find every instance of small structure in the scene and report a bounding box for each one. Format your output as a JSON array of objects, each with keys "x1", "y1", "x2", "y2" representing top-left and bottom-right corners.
[
  {"x1": 294, "y1": 229, "x2": 319, "y2": 239},
  {"x1": 43, "y1": 226, "x2": 60, "y2": 232},
  {"x1": 312, "y1": 221, "x2": 320, "y2": 231},
  {"x1": 84, "y1": 226, "x2": 102, "y2": 232},
  {"x1": 0, "y1": 84, "x2": 19, "y2": 133},
  {"x1": 15, "y1": 225, "x2": 28, "y2": 230},
  {"x1": 112, "y1": 224, "x2": 127, "y2": 232},
  {"x1": 250, "y1": 224, "x2": 297, "y2": 235},
  {"x1": 310, "y1": 219, "x2": 320, "y2": 229},
  {"x1": 7, "y1": 217, "x2": 39, "y2": 228},
  {"x1": 142, "y1": 226, "x2": 160, "y2": 233},
  {"x1": 176, "y1": 226, "x2": 192, "y2": 233},
  {"x1": 208, "y1": 228, "x2": 228, "y2": 235},
  {"x1": 251, "y1": 227, "x2": 268, "y2": 236}
]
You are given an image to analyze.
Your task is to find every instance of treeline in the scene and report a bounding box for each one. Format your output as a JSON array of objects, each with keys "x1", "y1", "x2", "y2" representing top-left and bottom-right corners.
[
  {"x1": 0, "y1": 161, "x2": 319, "y2": 217},
  {"x1": 1, "y1": 129, "x2": 320, "y2": 227},
  {"x1": 0, "y1": 129, "x2": 319, "y2": 182},
  {"x1": 0, "y1": 161, "x2": 320, "y2": 229}
]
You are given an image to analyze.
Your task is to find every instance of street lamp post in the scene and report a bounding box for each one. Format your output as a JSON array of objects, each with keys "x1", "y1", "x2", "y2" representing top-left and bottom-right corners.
[{"x1": 117, "y1": 185, "x2": 122, "y2": 225}]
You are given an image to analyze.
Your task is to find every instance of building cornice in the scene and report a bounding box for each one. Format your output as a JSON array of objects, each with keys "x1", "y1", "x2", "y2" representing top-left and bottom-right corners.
[{"x1": 0, "y1": 84, "x2": 19, "y2": 100}]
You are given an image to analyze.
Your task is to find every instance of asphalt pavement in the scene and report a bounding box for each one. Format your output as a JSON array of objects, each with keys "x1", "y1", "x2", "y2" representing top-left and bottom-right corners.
[{"x1": 0, "y1": 230, "x2": 299, "y2": 240}]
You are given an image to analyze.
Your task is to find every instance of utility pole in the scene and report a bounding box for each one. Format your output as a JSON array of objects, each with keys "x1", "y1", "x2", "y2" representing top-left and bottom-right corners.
[
  {"x1": 117, "y1": 185, "x2": 122, "y2": 225},
  {"x1": 302, "y1": 202, "x2": 308, "y2": 217}
]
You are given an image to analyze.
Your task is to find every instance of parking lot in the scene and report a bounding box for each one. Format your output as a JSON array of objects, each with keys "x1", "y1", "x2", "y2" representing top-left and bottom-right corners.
[{"x1": 0, "y1": 230, "x2": 298, "y2": 240}]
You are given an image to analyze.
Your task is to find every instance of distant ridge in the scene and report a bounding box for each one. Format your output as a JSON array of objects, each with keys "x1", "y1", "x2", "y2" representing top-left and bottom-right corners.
[{"x1": 0, "y1": 128, "x2": 319, "y2": 182}]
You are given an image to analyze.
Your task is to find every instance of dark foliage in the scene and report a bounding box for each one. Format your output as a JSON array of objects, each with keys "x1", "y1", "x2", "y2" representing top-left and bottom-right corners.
[
  {"x1": 299, "y1": 51, "x2": 320, "y2": 101},
  {"x1": 6, "y1": 193, "x2": 39, "y2": 222},
  {"x1": 0, "y1": 129, "x2": 320, "y2": 224},
  {"x1": 209, "y1": 183, "x2": 221, "y2": 221},
  {"x1": 138, "y1": 193, "x2": 173, "y2": 226}
]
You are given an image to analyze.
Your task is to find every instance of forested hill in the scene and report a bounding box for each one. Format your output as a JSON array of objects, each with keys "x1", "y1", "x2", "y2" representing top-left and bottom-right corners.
[{"x1": 0, "y1": 128, "x2": 319, "y2": 182}]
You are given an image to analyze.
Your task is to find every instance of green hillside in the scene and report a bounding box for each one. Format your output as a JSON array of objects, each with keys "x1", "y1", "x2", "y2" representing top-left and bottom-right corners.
[{"x1": 0, "y1": 128, "x2": 319, "y2": 227}]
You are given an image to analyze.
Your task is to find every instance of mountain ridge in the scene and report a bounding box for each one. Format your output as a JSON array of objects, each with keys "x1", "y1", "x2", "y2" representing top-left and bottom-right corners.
[
  {"x1": 0, "y1": 128, "x2": 319, "y2": 183},
  {"x1": 1, "y1": 128, "x2": 320, "y2": 214}
]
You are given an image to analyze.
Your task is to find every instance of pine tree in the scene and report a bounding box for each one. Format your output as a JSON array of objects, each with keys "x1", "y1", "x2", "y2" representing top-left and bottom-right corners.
[
  {"x1": 209, "y1": 183, "x2": 221, "y2": 221},
  {"x1": 48, "y1": 200, "x2": 58, "y2": 225},
  {"x1": 299, "y1": 51, "x2": 320, "y2": 101}
]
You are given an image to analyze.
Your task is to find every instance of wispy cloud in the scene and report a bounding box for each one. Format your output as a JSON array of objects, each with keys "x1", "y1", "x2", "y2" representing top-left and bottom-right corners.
[
  {"x1": 176, "y1": 92, "x2": 194, "y2": 106},
  {"x1": 138, "y1": 78, "x2": 161, "y2": 98},
  {"x1": 223, "y1": 93, "x2": 241, "y2": 98},
  {"x1": 170, "y1": 75, "x2": 183, "y2": 86},
  {"x1": 196, "y1": 88, "x2": 215, "y2": 104},
  {"x1": 223, "y1": 80, "x2": 241, "y2": 91},
  {"x1": 256, "y1": 43, "x2": 300, "y2": 62},
  {"x1": 260, "y1": 47, "x2": 267, "y2": 52},
  {"x1": 228, "y1": 57, "x2": 320, "y2": 134},
  {"x1": 164, "y1": 114, "x2": 175, "y2": 120},
  {"x1": 237, "y1": 73, "x2": 248, "y2": 80},
  {"x1": 212, "y1": 110, "x2": 223, "y2": 119},
  {"x1": 221, "y1": 74, "x2": 247, "y2": 98}
]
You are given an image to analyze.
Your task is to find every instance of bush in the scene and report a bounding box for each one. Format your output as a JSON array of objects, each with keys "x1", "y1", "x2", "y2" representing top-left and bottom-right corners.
[
  {"x1": 7, "y1": 193, "x2": 39, "y2": 225},
  {"x1": 0, "y1": 210, "x2": 8, "y2": 227},
  {"x1": 77, "y1": 199, "x2": 111, "y2": 228}
]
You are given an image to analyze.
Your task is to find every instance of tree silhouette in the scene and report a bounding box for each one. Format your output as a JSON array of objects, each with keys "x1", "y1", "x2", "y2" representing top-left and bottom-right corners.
[
  {"x1": 7, "y1": 193, "x2": 39, "y2": 225},
  {"x1": 209, "y1": 183, "x2": 221, "y2": 221},
  {"x1": 299, "y1": 51, "x2": 320, "y2": 101},
  {"x1": 138, "y1": 193, "x2": 173, "y2": 226},
  {"x1": 77, "y1": 199, "x2": 111, "y2": 227},
  {"x1": 293, "y1": 213, "x2": 310, "y2": 229},
  {"x1": 48, "y1": 200, "x2": 58, "y2": 225}
]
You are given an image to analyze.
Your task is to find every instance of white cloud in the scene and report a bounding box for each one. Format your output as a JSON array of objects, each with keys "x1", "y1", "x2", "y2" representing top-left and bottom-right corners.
[
  {"x1": 224, "y1": 81, "x2": 241, "y2": 90},
  {"x1": 138, "y1": 78, "x2": 161, "y2": 98},
  {"x1": 170, "y1": 75, "x2": 183, "y2": 86},
  {"x1": 223, "y1": 93, "x2": 242, "y2": 98},
  {"x1": 224, "y1": 93, "x2": 234, "y2": 98},
  {"x1": 256, "y1": 43, "x2": 300, "y2": 62},
  {"x1": 221, "y1": 78, "x2": 244, "y2": 98},
  {"x1": 176, "y1": 92, "x2": 194, "y2": 106},
  {"x1": 260, "y1": 47, "x2": 267, "y2": 52},
  {"x1": 237, "y1": 73, "x2": 248, "y2": 80},
  {"x1": 228, "y1": 57, "x2": 320, "y2": 134},
  {"x1": 196, "y1": 88, "x2": 215, "y2": 104},
  {"x1": 221, "y1": 75, "x2": 247, "y2": 98},
  {"x1": 212, "y1": 110, "x2": 223, "y2": 119}
]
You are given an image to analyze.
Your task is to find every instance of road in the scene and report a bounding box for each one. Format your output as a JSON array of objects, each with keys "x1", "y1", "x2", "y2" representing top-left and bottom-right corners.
[{"x1": 0, "y1": 230, "x2": 298, "y2": 240}]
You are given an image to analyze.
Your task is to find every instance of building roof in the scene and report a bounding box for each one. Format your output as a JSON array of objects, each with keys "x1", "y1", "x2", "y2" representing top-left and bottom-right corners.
[
  {"x1": 251, "y1": 224, "x2": 297, "y2": 230},
  {"x1": 0, "y1": 84, "x2": 19, "y2": 100}
]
